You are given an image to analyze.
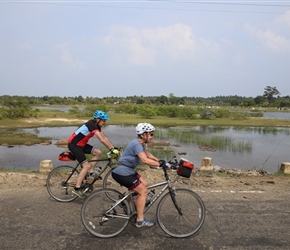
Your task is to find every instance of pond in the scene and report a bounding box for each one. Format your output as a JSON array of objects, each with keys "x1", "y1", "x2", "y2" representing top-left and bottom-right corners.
[{"x1": 1, "y1": 125, "x2": 290, "y2": 174}]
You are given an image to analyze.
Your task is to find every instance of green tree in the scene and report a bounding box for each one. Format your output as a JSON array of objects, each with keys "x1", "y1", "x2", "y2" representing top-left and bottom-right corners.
[
  {"x1": 229, "y1": 98, "x2": 239, "y2": 106},
  {"x1": 137, "y1": 105, "x2": 156, "y2": 119},
  {"x1": 179, "y1": 107, "x2": 198, "y2": 119},
  {"x1": 263, "y1": 86, "x2": 280, "y2": 106},
  {"x1": 155, "y1": 95, "x2": 168, "y2": 105},
  {"x1": 254, "y1": 95, "x2": 265, "y2": 105},
  {"x1": 76, "y1": 95, "x2": 84, "y2": 103}
]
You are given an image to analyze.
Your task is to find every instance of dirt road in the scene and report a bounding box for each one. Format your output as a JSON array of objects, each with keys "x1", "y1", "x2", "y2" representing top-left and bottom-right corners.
[{"x1": 1, "y1": 170, "x2": 290, "y2": 250}]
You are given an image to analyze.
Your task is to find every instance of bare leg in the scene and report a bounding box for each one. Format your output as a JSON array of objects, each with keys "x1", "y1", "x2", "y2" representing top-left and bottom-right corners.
[
  {"x1": 75, "y1": 161, "x2": 91, "y2": 188},
  {"x1": 75, "y1": 148, "x2": 102, "y2": 188},
  {"x1": 89, "y1": 148, "x2": 102, "y2": 172},
  {"x1": 133, "y1": 177, "x2": 149, "y2": 221}
]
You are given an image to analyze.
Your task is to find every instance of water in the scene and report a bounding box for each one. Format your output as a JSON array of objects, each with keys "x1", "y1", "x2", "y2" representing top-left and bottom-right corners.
[
  {"x1": 262, "y1": 111, "x2": 290, "y2": 119},
  {"x1": 1, "y1": 125, "x2": 290, "y2": 173},
  {"x1": 0, "y1": 125, "x2": 135, "y2": 171},
  {"x1": 33, "y1": 105, "x2": 72, "y2": 112}
]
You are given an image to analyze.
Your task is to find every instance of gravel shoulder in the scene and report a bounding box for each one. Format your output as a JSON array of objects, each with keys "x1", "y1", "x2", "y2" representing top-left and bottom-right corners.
[
  {"x1": 1, "y1": 169, "x2": 289, "y2": 196},
  {"x1": 1, "y1": 169, "x2": 290, "y2": 250}
]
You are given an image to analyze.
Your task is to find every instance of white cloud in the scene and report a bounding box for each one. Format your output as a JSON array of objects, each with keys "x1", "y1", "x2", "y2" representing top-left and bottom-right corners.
[
  {"x1": 276, "y1": 10, "x2": 290, "y2": 28},
  {"x1": 54, "y1": 43, "x2": 85, "y2": 69},
  {"x1": 100, "y1": 23, "x2": 220, "y2": 66},
  {"x1": 101, "y1": 25, "x2": 155, "y2": 65},
  {"x1": 143, "y1": 24, "x2": 197, "y2": 58},
  {"x1": 245, "y1": 23, "x2": 290, "y2": 52}
]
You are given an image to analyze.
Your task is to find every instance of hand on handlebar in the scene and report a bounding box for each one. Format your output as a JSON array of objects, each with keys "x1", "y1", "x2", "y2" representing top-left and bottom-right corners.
[
  {"x1": 159, "y1": 160, "x2": 171, "y2": 169},
  {"x1": 110, "y1": 147, "x2": 120, "y2": 156}
]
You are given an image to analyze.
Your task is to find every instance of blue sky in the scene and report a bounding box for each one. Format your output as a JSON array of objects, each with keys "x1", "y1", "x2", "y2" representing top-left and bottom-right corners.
[{"x1": 1, "y1": 0, "x2": 290, "y2": 98}]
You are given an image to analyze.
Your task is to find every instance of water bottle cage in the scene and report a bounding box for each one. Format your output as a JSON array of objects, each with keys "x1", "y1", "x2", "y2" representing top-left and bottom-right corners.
[{"x1": 145, "y1": 190, "x2": 155, "y2": 207}]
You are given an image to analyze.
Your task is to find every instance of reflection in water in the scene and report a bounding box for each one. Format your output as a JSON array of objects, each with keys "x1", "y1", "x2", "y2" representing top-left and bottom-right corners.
[
  {"x1": 0, "y1": 125, "x2": 290, "y2": 174},
  {"x1": 235, "y1": 126, "x2": 290, "y2": 135}
]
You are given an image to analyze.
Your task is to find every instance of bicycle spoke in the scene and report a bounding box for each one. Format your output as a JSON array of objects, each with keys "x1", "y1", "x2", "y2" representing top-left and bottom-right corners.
[
  {"x1": 46, "y1": 165, "x2": 79, "y2": 202},
  {"x1": 81, "y1": 188, "x2": 130, "y2": 238},
  {"x1": 157, "y1": 189, "x2": 205, "y2": 238}
]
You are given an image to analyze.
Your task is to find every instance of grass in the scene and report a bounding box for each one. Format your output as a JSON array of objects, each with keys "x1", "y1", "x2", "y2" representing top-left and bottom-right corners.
[
  {"x1": 272, "y1": 170, "x2": 290, "y2": 177},
  {"x1": 0, "y1": 128, "x2": 51, "y2": 145},
  {"x1": 0, "y1": 168, "x2": 38, "y2": 173},
  {"x1": 162, "y1": 128, "x2": 252, "y2": 152},
  {"x1": 1, "y1": 110, "x2": 290, "y2": 128}
]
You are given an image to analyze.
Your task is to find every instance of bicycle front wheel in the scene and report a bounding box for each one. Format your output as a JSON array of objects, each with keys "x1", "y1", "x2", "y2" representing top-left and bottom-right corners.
[
  {"x1": 81, "y1": 188, "x2": 130, "y2": 238},
  {"x1": 157, "y1": 188, "x2": 205, "y2": 238},
  {"x1": 46, "y1": 165, "x2": 79, "y2": 202}
]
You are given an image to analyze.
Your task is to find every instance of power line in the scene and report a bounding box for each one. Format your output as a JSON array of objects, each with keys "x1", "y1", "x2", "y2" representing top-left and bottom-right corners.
[
  {"x1": 2, "y1": 0, "x2": 290, "y2": 4},
  {"x1": 148, "y1": 1, "x2": 290, "y2": 8},
  {"x1": 1, "y1": 0, "x2": 290, "y2": 15}
]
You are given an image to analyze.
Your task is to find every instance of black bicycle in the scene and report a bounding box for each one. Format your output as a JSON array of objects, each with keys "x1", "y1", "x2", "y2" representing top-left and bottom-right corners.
[
  {"x1": 46, "y1": 147, "x2": 126, "y2": 202},
  {"x1": 81, "y1": 157, "x2": 206, "y2": 238}
]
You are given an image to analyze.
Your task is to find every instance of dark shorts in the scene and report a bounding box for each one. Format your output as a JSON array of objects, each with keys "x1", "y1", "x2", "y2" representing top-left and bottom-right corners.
[
  {"x1": 68, "y1": 143, "x2": 93, "y2": 164},
  {"x1": 111, "y1": 172, "x2": 142, "y2": 190}
]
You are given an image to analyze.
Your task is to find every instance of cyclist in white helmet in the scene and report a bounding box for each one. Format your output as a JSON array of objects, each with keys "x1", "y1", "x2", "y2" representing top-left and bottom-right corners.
[{"x1": 112, "y1": 122, "x2": 164, "y2": 228}]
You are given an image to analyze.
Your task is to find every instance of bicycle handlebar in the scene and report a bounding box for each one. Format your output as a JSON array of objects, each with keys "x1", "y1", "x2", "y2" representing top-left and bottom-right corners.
[
  {"x1": 106, "y1": 147, "x2": 123, "y2": 159},
  {"x1": 167, "y1": 156, "x2": 179, "y2": 170}
]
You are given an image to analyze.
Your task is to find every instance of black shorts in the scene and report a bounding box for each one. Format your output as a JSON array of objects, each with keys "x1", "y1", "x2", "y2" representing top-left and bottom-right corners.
[
  {"x1": 111, "y1": 172, "x2": 141, "y2": 190},
  {"x1": 68, "y1": 143, "x2": 93, "y2": 164}
]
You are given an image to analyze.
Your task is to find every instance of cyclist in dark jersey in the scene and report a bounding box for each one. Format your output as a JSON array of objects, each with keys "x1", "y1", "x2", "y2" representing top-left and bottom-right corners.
[{"x1": 68, "y1": 110, "x2": 119, "y2": 198}]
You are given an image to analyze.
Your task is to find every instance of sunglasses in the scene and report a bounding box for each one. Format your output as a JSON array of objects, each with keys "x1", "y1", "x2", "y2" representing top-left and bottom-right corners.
[{"x1": 149, "y1": 133, "x2": 154, "y2": 136}]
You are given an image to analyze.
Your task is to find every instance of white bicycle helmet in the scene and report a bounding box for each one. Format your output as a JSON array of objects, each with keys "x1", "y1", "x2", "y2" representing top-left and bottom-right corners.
[{"x1": 136, "y1": 123, "x2": 155, "y2": 135}]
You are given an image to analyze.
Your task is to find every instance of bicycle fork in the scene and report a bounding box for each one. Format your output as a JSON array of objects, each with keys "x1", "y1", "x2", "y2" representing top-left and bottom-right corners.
[{"x1": 169, "y1": 187, "x2": 183, "y2": 215}]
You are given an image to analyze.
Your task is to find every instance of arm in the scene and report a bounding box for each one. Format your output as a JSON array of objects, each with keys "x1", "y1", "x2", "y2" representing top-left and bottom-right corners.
[
  {"x1": 145, "y1": 150, "x2": 159, "y2": 161},
  {"x1": 94, "y1": 131, "x2": 114, "y2": 150},
  {"x1": 137, "y1": 151, "x2": 160, "y2": 167}
]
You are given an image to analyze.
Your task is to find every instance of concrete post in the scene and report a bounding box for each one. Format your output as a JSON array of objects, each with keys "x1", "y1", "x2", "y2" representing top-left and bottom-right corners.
[
  {"x1": 280, "y1": 162, "x2": 290, "y2": 174},
  {"x1": 39, "y1": 160, "x2": 53, "y2": 174},
  {"x1": 200, "y1": 157, "x2": 213, "y2": 171}
]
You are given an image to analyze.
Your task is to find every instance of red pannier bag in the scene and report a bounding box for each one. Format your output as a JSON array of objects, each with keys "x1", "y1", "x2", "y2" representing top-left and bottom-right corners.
[
  {"x1": 58, "y1": 151, "x2": 76, "y2": 161},
  {"x1": 177, "y1": 159, "x2": 194, "y2": 178}
]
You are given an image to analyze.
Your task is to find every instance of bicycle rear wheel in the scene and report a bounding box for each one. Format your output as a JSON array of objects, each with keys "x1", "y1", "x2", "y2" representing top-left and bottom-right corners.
[
  {"x1": 157, "y1": 188, "x2": 205, "y2": 238},
  {"x1": 103, "y1": 169, "x2": 128, "y2": 201},
  {"x1": 81, "y1": 188, "x2": 130, "y2": 238},
  {"x1": 46, "y1": 165, "x2": 79, "y2": 202}
]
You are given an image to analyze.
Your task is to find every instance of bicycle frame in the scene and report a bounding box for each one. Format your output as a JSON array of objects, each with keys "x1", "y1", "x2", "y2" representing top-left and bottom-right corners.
[
  {"x1": 46, "y1": 148, "x2": 124, "y2": 202},
  {"x1": 145, "y1": 167, "x2": 182, "y2": 215},
  {"x1": 81, "y1": 158, "x2": 206, "y2": 238},
  {"x1": 105, "y1": 166, "x2": 181, "y2": 219},
  {"x1": 61, "y1": 158, "x2": 111, "y2": 186},
  {"x1": 63, "y1": 148, "x2": 122, "y2": 187}
]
